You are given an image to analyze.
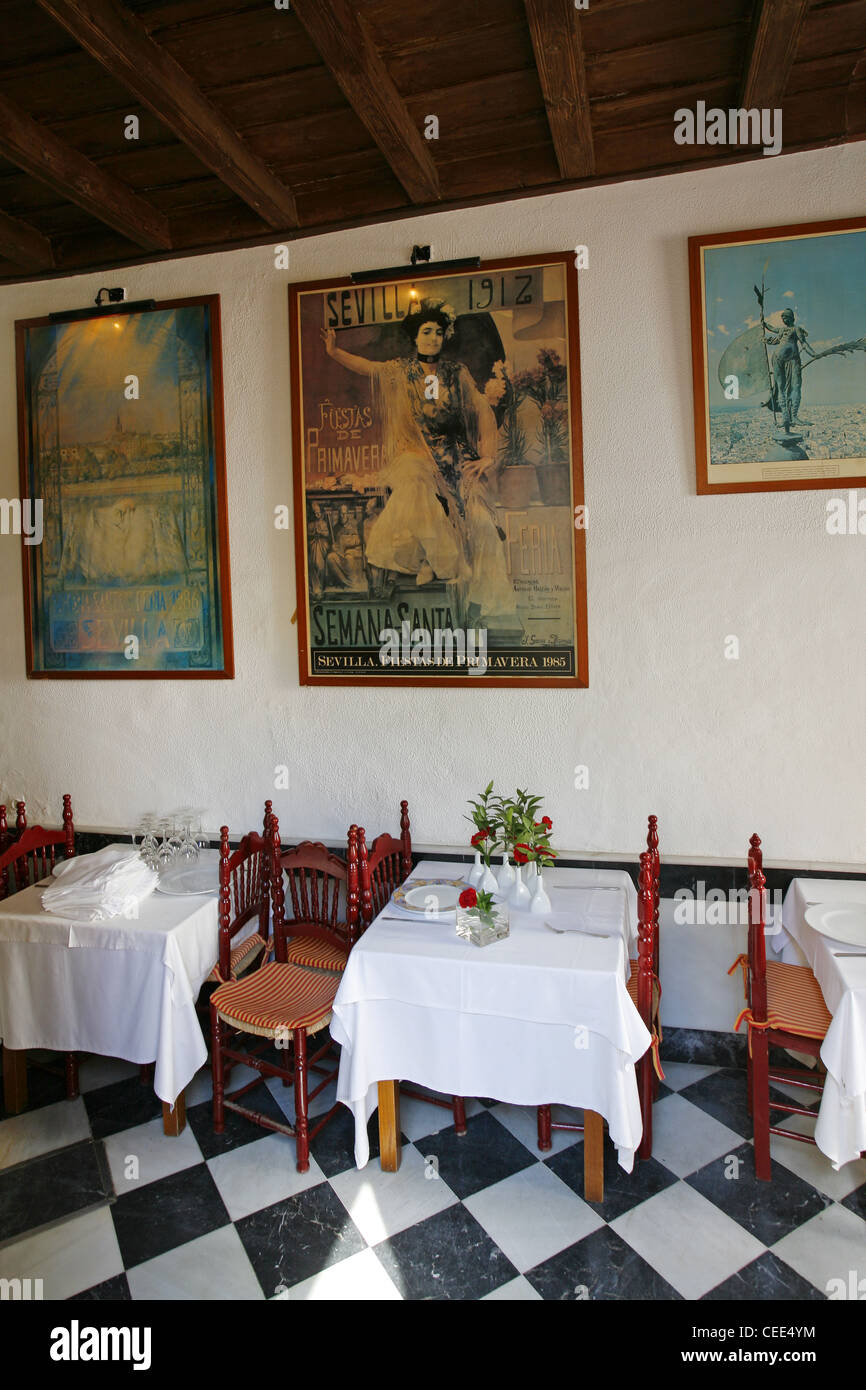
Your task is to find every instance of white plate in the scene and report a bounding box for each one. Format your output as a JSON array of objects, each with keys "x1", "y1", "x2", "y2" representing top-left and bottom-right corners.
[
  {"x1": 403, "y1": 884, "x2": 461, "y2": 913},
  {"x1": 156, "y1": 863, "x2": 219, "y2": 897},
  {"x1": 804, "y1": 903, "x2": 866, "y2": 949}
]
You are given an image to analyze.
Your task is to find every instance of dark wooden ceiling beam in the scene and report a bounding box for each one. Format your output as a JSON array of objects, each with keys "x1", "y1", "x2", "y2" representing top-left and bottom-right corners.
[
  {"x1": 523, "y1": 0, "x2": 594, "y2": 179},
  {"x1": 290, "y1": 0, "x2": 440, "y2": 204},
  {"x1": 34, "y1": 0, "x2": 299, "y2": 228},
  {"x1": 741, "y1": 0, "x2": 812, "y2": 108},
  {"x1": 0, "y1": 206, "x2": 55, "y2": 270},
  {"x1": 0, "y1": 92, "x2": 171, "y2": 250}
]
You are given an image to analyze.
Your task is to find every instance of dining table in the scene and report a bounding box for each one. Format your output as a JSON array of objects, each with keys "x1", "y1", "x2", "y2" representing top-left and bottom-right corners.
[
  {"x1": 778, "y1": 877, "x2": 866, "y2": 1168},
  {"x1": 0, "y1": 846, "x2": 226, "y2": 1135},
  {"x1": 329, "y1": 858, "x2": 651, "y2": 1202}
]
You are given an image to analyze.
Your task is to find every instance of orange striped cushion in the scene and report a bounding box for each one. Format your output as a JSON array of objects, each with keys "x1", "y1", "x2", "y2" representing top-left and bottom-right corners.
[
  {"x1": 765, "y1": 960, "x2": 831, "y2": 1039},
  {"x1": 212, "y1": 961, "x2": 338, "y2": 1036},
  {"x1": 627, "y1": 962, "x2": 661, "y2": 1021},
  {"x1": 207, "y1": 932, "x2": 268, "y2": 983},
  {"x1": 285, "y1": 936, "x2": 348, "y2": 973}
]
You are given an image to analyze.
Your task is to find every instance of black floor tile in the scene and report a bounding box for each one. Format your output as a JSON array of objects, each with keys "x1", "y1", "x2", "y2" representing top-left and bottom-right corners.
[
  {"x1": 82, "y1": 1074, "x2": 163, "y2": 1140},
  {"x1": 308, "y1": 1103, "x2": 397, "y2": 1179},
  {"x1": 686, "y1": 1141, "x2": 832, "y2": 1244},
  {"x1": 413, "y1": 1109, "x2": 536, "y2": 1200},
  {"x1": 236, "y1": 1182, "x2": 365, "y2": 1297},
  {"x1": 374, "y1": 1203, "x2": 518, "y2": 1300},
  {"x1": 71, "y1": 1273, "x2": 132, "y2": 1301},
  {"x1": 840, "y1": 1182, "x2": 866, "y2": 1222},
  {"x1": 0, "y1": 1140, "x2": 111, "y2": 1241},
  {"x1": 702, "y1": 1251, "x2": 826, "y2": 1301},
  {"x1": 186, "y1": 1082, "x2": 293, "y2": 1160},
  {"x1": 526, "y1": 1225, "x2": 682, "y2": 1301},
  {"x1": 676, "y1": 1067, "x2": 792, "y2": 1140},
  {"x1": 111, "y1": 1163, "x2": 230, "y2": 1268},
  {"x1": 546, "y1": 1136, "x2": 678, "y2": 1221}
]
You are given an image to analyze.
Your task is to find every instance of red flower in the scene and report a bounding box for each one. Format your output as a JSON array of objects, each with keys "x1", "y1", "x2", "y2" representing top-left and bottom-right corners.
[
  {"x1": 541, "y1": 816, "x2": 553, "y2": 829},
  {"x1": 470, "y1": 828, "x2": 489, "y2": 847},
  {"x1": 513, "y1": 844, "x2": 529, "y2": 866},
  {"x1": 459, "y1": 887, "x2": 478, "y2": 908}
]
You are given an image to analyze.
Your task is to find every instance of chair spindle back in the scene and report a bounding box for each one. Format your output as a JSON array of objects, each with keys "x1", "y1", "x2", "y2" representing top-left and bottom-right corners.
[{"x1": 216, "y1": 824, "x2": 273, "y2": 983}]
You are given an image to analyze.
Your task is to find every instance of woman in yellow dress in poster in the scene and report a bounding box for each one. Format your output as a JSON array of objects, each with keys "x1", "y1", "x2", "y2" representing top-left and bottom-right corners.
[{"x1": 321, "y1": 298, "x2": 516, "y2": 624}]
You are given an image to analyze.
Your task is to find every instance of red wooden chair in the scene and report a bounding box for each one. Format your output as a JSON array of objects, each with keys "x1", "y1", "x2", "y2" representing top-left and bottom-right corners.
[
  {"x1": 537, "y1": 823, "x2": 663, "y2": 1162},
  {"x1": 363, "y1": 799, "x2": 414, "y2": 920},
  {"x1": 210, "y1": 816, "x2": 349, "y2": 1171},
  {"x1": 0, "y1": 795, "x2": 79, "y2": 1099},
  {"x1": 728, "y1": 834, "x2": 830, "y2": 1180},
  {"x1": 202, "y1": 802, "x2": 275, "y2": 990},
  {"x1": 279, "y1": 832, "x2": 360, "y2": 975}
]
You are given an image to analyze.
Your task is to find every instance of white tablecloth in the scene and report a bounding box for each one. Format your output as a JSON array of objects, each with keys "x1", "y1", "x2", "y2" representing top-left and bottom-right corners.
[
  {"x1": 779, "y1": 878, "x2": 866, "y2": 1168},
  {"x1": 330, "y1": 859, "x2": 650, "y2": 1171},
  {"x1": 0, "y1": 875, "x2": 221, "y2": 1105}
]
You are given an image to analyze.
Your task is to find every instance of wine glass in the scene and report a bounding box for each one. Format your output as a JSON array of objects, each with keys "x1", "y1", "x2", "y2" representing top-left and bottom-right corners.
[
  {"x1": 178, "y1": 816, "x2": 199, "y2": 862},
  {"x1": 156, "y1": 819, "x2": 175, "y2": 870}
]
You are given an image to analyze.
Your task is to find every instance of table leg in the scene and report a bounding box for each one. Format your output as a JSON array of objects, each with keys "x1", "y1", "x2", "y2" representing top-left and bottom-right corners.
[
  {"x1": 378, "y1": 1080, "x2": 401, "y2": 1172},
  {"x1": 2, "y1": 1048, "x2": 28, "y2": 1114},
  {"x1": 584, "y1": 1109, "x2": 605, "y2": 1203},
  {"x1": 162, "y1": 1091, "x2": 186, "y2": 1137}
]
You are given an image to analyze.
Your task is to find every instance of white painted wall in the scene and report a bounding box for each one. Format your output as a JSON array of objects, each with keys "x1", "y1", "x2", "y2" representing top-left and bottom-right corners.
[{"x1": 2, "y1": 144, "x2": 865, "y2": 884}]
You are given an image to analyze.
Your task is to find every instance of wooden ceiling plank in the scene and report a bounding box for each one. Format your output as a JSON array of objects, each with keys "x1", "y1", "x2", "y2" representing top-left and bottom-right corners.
[
  {"x1": 523, "y1": 0, "x2": 594, "y2": 178},
  {"x1": 0, "y1": 91, "x2": 171, "y2": 249},
  {"x1": 741, "y1": 0, "x2": 812, "y2": 107},
  {"x1": 34, "y1": 0, "x2": 298, "y2": 228},
  {"x1": 290, "y1": 0, "x2": 439, "y2": 204},
  {"x1": 0, "y1": 204, "x2": 55, "y2": 269}
]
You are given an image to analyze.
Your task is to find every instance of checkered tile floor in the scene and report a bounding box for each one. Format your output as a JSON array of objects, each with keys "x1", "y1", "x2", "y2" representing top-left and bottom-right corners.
[{"x1": 1, "y1": 1050, "x2": 863, "y2": 1300}]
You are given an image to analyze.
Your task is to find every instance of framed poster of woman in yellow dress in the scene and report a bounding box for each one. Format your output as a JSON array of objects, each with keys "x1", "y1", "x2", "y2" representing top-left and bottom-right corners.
[{"x1": 288, "y1": 252, "x2": 588, "y2": 687}]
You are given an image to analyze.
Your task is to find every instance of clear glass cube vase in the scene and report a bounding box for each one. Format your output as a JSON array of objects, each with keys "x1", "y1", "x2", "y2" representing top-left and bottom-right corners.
[{"x1": 456, "y1": 902, "x2": 510, "y2": 947}]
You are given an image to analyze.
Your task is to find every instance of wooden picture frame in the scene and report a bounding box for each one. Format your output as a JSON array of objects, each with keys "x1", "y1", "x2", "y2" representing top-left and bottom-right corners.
[
  {"x1": 16, "y1": 294, "x2": 234, "y2": 677},
  {"x1": 689, "y1": 217, "x2": 866, "y2": 495},
  {"x1": 288, "y1": 251, "x2": 588, "y2": 687}
]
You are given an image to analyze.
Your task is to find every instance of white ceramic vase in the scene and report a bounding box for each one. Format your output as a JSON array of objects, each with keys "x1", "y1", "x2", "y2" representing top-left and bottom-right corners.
[
  {"x1": 529, "y1": 868, "x2": 552, "y2": 915},
  {"x1": 468, "y1": 851, "x2": 483, "y2": 887},
  {"x1": 497, "y1": 853, "x2": 515, "y2": 894},
  {"x1": 508, "y1": 863, "x2": 531, "y2": 910},
  {"x1": 479, "y1": 862, "x2": 498, "y2": 894},
  {"x1": 525, "y1": 861, "x2": 538, "y2": 890}
]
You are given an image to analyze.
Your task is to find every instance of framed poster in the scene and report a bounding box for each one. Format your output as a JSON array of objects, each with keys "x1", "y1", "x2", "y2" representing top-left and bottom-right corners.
[
  {"x1": 16, "y1": 295, "x2": 233, "y2": 677},
  {"x1": 689, "y1": 217, "x2": 866, "y2": 494},
  {"x1": 288, "y1": 252, "x2": 588, "y2": 686}
]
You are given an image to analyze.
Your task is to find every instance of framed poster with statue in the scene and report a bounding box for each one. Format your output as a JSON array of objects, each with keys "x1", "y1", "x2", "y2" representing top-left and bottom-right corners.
[
  {"x1": 15, "y1": 294, "x2": 233, "y2": 677},
  {"x1": 288, "y1": 251, "x2": 588, "y2": 686},
  {"x1": 689, "y1": 217, "x2": 866, "y2": 494}
]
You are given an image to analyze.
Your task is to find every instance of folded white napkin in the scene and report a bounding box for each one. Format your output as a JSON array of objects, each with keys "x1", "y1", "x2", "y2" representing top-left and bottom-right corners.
[{"x1": 42, "y1": 847, "x2": 159, "y2": 922}]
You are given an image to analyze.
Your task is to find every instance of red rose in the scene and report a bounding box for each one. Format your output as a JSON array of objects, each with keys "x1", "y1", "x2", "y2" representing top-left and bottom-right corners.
[
  {"x1": 541, "y1": 816, "x2": 553, "y2": 829},
  {"x1": 470, "y1": 828, "x2": 489, "y2": 847},
  {"x1": 459, "y1": 887, "x2": 478, "y2": 908},
  {"x1": 513, "y1": 844, "x2": 529, "y2": 865}
]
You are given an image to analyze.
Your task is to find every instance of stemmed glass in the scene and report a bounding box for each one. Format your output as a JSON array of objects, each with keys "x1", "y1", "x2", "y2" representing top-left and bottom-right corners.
[
  {"x1": 178, "y1": 815, "x2": 199, "y2": 863},
  {"x1": 136, "y1": 815, "x2": 159, "y2": 870},
  {"x1": 155, "y1": 819, "x2": 175, "y2": 870}
]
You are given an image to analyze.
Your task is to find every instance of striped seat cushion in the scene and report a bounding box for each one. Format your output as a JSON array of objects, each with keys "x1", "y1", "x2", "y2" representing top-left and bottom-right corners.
[
  {"x1": 627, "y1": 963, "x2": 661, "y2": 1021},
  {"x1": 285, "y1": 935, "x2": 348, "y2": 973},
  {"x1": 207, "y1": 932, "x2": 268, "y2": 984},
  {"x1": 212, "y1": 961, "x2": 338, "y2": 1038},
  {"x1": 764, "y1": 961, "x2": 831, "y2": 1039}
]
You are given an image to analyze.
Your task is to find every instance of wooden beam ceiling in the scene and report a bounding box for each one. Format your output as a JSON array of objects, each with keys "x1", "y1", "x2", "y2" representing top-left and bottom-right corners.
[
  {"x1": 524, "y1": 0, "x2": 594, "y2": 179},
  {"x1": 291, "y1": 0, "x2": 441, "y2": 205},
  {"x1": 34, "y1": 0, "x2": 299, "y2": 229},
  {"x1": 741, "y1": 0, "x2": 812, "y2": 108},
  {"x1": 0, "y1": 91, "x2": 171, "y2": 251},
  {"x1": 0, "y1": 206, "x2": 54, "y2": 270}
]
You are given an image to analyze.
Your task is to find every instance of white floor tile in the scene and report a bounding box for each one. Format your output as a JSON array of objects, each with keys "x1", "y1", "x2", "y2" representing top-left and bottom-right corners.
[
  {"x1": 464, "y1": 1162, "x2": 603, "y2": 1273},
  {"x1": 611, "y1": 1181, "x2": 765, "y2": 1300},
  {"x1": 659, "y1": 1062, "x2": 719, "y2": 1092},
  {"x1": 482, "y1": 1275, "x2": 543, "y2": 1301},
  {"x1": 396, "y1": 1092, "x2": 483, "y2": 1142},
  {"x1": 102, "y1": 1115, "x2": 204, "y2": 1193},
  {"x1": 77, "y1": 1056, "x2": 139, "y2": 1093},
  {"x1": 0, "y1": 1098, "x2": 91, "y2": 1171},
  {"x1": 207, "y1": 1132, "x2": 325, "y2": 1222},
  {"x1": 0, "y1": 1206, "x2": 123, "y2": 1300},
  {"x1": 127, "y1": 1224, "x2": 264, "y2": 1301},
  {"x1": 273, "y1": 1247, "x2": 402, "y2": 1301},
  {"x1": 266, "y1": 1074, "x2": 341, "y2": 1122},
  {"x1": 488, "y1": 1102, "x2": 582, "y2": 1156},
  {"x1": 650, "y1": 1093, "x2": 743, "y2": 1178},
  {"x1": 771, "y1": 1202, "x2": 866, "y2": 1296},
  {"x1": 769, "y1": 1115, "x2": 866, "y2": 1200},
  {"x1": 328, "y1": 1142, "x2": 458, "y2": 1244}
]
